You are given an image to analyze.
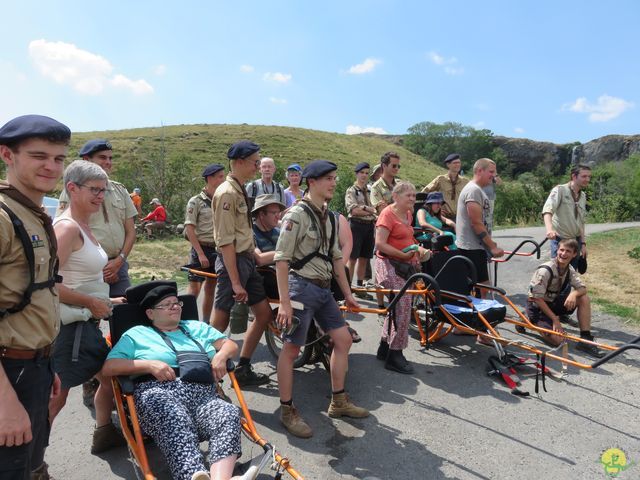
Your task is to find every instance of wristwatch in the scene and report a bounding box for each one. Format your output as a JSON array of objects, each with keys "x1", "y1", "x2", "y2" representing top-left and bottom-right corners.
[{"x1": 118, "y1": 252, "x2": 127, "y2": 261}]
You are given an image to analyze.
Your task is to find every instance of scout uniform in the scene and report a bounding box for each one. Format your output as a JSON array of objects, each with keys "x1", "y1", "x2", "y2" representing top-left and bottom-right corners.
[
  {"x1": 185, "y1": 189, "x2": 216, "y2": 278},
  {"x1": 0, "y1": 114, "x2": 70, "y2": 479},
  {"x1": 370, "y1": 177, "x2": 396, "y2": 211},
  {"x1": 542, "y1": 182, "x2": 586, "y2": 241},
  {"x1": 345, "y1": 162, "x2": 376, "y2": 261}
]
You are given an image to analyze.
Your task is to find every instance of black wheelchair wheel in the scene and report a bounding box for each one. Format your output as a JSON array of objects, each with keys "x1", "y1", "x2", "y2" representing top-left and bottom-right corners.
[{"x1": 264, "y1": 324, "x2": 313, "y2": 368}]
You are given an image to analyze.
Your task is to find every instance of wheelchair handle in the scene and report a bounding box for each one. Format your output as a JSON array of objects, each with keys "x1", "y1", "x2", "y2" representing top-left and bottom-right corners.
[
  {"x1": 591, "y1": 335, "x2": 640, "y2": 368},
  {"x1": 226, "y1": 358, "x2": 236, "y2": 372},
  {"x1": 386, "y1": 273, "x2": 442, "y2": 309},
  {"x1": 494, "y1": 238, "x2": 545, "y2": 262}
]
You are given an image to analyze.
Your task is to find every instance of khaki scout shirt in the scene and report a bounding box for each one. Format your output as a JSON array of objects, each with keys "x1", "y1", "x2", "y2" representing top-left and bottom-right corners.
[
  {"x1": 274, "y1": 202, "x2": 342, "y2": 281},
  {"x1": 421, "y1": 174, "x2": 470, "y2": 218},
  {"x1": 0, "y1": 194, "x2": 59, "y2": 349},
  {"x1": 370, "y1": 178, "x2": 396, "y2": 210},
  {"x1": 58, "y1": 180, "x2": 137, "y2": 258},
  {"x1": 212, "y1": 175, "x2": 255, "y2": 254},
  {"x1": 541, "y1": 182, "x2": 586, "y2": 240},
  {"x1": 528, "y1": 260, "x2": 586, "y2": 303},
  {"x1": 345, "y1": 183, "x2": 376, "y2": 222},
  {"x1": 184, "y1": 189, "x2": 215, "y2": 247}
]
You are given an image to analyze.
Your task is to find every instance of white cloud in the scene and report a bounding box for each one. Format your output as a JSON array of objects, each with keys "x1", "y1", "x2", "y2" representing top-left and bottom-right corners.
[
  {"x1": 153, "y1": 64, "x2": 167, "y2": 76},
  {"x1": 347, "y1": 58, "x2": 381, "y2": 75},
  {"x1": 427, "y1": 51, "x2": 464, "y2": 75},
  {"x1": 263, "y1": 72, "x2": 292, "y2": 84},
  {"x1": 474, "y1": 121, "x2": 486, "y2": 128},
  {"x1": 240, "y1": 64, "x2": 254, "y2": 73},
  {"x1": 346, "y1": 125, "x2": 388, "y2": 135},
  {"x1": 514, "y1": 127, "x2": 525, "y2": 134},
  {"x1": 563, "y1": 94, "x2": 634, "y2": 122},
  {"x1": 269, "y1": 97, "x2": 288, "y2": 104},
  {"x1": 28, "y1": 39, "x2": 153, "y2": 95}
]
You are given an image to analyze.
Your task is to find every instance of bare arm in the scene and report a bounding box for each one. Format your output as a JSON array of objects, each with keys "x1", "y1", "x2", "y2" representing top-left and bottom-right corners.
[
  {"x1": 210, "y1": 338, "x2": 239, "y2": 381},
  {"x1": 275, "y1": 260, "x2": 292, "y2": 329},
  {"x1": 543, "y1": 212, "x2": 557, "y2": 240},
  {"x1": 466, "y1": 202, "x2": 503, "y2": 257},
  {"x1": 416, "y1": 209, "x2": 442, "y2": 234},
  {"x1": 104, "y1": 216, "x2": 136, "y2": 283},
  {"x1": 254, "y1": 247, "x2": 275, "y2": 267},
  {"x1": 532, "y1": 297, "x2": 564, "y2": 334},
  {"x1": 185, "y1": 224, "x2": 209, "y2": 268},
  {"x1": 338, "y1": 214, "x2": 353, "y2": 261},
  {"x1": 375, "y1": 226, "x2": 417, "y2": 261}
]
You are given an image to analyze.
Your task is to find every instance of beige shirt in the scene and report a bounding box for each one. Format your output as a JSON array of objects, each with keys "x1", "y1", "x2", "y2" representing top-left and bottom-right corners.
[
  {"x1": 184, "y1": 190, "x2": 215, "y2": 247},
  {"x1": 274, "y1": 202, "x2": 342, "y2": 281},
  {"x1": 421, "y1": 174, "x2": 470, "y2": 218},
  {"x1": 345, "y1": 183, "x2": 376, "y2": 221},
  {"x1": 0, "y1": 194, "x2": 60, "y2": 349},
  {"x1": 212, "y1": 175, "x2": 255, "y2": 254},
  {"x1": 541, "y1": 182, "x2": 586, "y2": 239},
  {"x1": 528, "y1": 260, "x2": 586, "y2": 303},
  {"x1": 370, "y1": 178, "x2": 395, "y2": 210},
  {"x1": 58, "y1": 180, "x2": 137, "y2": 258}
]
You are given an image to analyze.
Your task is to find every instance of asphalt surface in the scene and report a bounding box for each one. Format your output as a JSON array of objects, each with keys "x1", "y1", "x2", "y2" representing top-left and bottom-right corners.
[{"x1": 47, "y1": 223, "x2": 640, "y2": 480}]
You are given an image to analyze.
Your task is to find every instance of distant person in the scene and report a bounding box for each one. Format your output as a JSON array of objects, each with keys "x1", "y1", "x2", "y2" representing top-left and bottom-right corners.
[
  {"x1": 415, "y1": 191, "x2": 457, "y2": 249},
  {"x1": 455, "y1": 158, "x2": 504, "y2": 287},
  {"x1": 246, "y1": 157, "x2": 286, "y2": 205},
  {"x1": 526, "y1": 238, "x2": 603, "y2": 357},
  {"x1": 185, "y1": 163, "x2": 226, "y2": 322},
  {"x1": 370, "y1": 163, "x2": 383, "y2": 185},
  {"x1": 370, "y1": 152, "x2": 401, "y2": 214},
  {"x1": 142, "y1": 198, "x2": 167, "y2": 237},
  {"x1": 283, "y1": 163, "x2": 303, "y2": 208},
  {"x1": 345, "y1": 162, "x2": 376, "y2": 298},
  {"x1": 422, "y1": 153, "x2": 470, "y2": 220},
  {"x1": 130, "y1": 187, "x2": 142, "y2": 217},
  {"x1": 542, "y1": 164, "x2": 591, "y2": 269},
  {"x1": 0, "y1": 114, "x2": 70, "y2": 480}
]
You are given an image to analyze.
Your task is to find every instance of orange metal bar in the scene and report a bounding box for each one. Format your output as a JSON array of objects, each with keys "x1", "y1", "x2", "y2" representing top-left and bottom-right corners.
[{"x1": 181, "y1": 267, "x2": 218, "y2": 279}]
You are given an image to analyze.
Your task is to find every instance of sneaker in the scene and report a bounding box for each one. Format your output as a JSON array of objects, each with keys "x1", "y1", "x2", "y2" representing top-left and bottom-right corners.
[
  {"x1": 280, "y1": 404, "x2": 313, "y2": 438},
  {"x1": 82, "y1": 378, "x2": 99, "y2": 408},
  {"x1": 575, "y1": 341, "x2": 605, "y2": 358},
  {"x1": 191, "y1": 471, "x2": 210, "y2": 480},
  {"x1": 328, "y1": 392, "x2": 370, "y2": 418},
  {"x1": 91, "y1": 422, "x2": 127, "y2": 454},
  {"x1": 234, "y1": 364, "x2": 269, "y2": 387}
]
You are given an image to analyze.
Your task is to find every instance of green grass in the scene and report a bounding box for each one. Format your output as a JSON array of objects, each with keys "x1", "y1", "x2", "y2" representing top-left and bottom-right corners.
[{"x1": 128, "y1": 237, "x2": 191, "y2": 289}]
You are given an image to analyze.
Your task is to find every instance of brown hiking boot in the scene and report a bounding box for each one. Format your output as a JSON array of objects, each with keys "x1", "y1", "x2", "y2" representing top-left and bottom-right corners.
[
  {"x1": 328, "y1": 392, "x2": 370, "y2": 418},
  {"x1": 91, "y1": 422, "x2": 127, "y2": 454},
  {"x1": 280, "y1": 404, "x2": 313, "y2": 438},
  {"x1": 31, "y1": 462, "x2": 53, "y2": 480},
  {"x1": 82, "y1": 378, "x2": 99, "y2": 408}
]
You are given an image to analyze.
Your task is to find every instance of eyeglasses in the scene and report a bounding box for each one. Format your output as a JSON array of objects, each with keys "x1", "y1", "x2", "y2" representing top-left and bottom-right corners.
[
  {"x1": 390, "y1": 164, "x2": 401, "y2": 169},
  {"x1": 76, "y1": 184, "x2": 110, "y2": 196},
  {"x1": 153, "y1": 300, "x2": 184, "y2": 310}
]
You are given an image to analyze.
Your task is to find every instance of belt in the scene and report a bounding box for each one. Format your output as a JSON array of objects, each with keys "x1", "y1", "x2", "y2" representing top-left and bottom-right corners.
[
  {"x1": 0, "y1": 344, "x2": 52, "y2": 360},
  {"x1": 349, "y1": 217, "x2": 375, "y2": 225},
  {"x1": 291, "y1": 272, "x2": 332, "y2": 289},
  {"x1": 199, "y1": 243, "x2": 216, "y2": 249}
]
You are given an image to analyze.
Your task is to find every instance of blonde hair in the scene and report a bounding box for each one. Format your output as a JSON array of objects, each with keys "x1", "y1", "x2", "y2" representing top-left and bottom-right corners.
[{"x1": 473, "y1": 158, "x2": 495, "y2": 173}]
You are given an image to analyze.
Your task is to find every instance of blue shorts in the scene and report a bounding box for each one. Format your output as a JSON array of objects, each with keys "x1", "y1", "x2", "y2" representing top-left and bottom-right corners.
[
  {"x1": 109, "y1": 260, "x2": 132, "y2": 297},
  {"x1": 283, "y1": 275, "x2": 345, "y2": 347},
  {"x1": 187, "y1": 246, "x2": 218, "y2": 282}
]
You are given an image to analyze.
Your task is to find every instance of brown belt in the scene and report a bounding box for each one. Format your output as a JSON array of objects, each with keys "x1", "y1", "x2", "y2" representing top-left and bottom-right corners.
[
  {"x1": 0, "y1": 344, "x2": 53, "y2": 360},
  {"x1": 291, "y1": 272, "x2": 331, "y2": 289},
  {"x1": 349, "y1": 217, "x2": 375, "y2": 225}
]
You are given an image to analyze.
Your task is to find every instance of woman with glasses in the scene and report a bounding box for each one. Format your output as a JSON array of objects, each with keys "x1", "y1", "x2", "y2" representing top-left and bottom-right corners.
[
  {"x1": 102, "y1": 285, "x2": 258, "y2": 480},
  {"x1": 49, "y1": 160, "x2": 126, "y2": 453}
]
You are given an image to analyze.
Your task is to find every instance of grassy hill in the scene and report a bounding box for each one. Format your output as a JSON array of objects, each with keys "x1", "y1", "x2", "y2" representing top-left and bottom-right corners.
[{"x1": 67, "y1": 124, "x2": 445, "y2": 215}]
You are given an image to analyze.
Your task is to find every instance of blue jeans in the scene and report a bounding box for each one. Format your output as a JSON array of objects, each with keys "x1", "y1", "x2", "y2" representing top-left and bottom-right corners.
[{"x1": 109, "y1": 260, "x2": 132, "y2": 297}]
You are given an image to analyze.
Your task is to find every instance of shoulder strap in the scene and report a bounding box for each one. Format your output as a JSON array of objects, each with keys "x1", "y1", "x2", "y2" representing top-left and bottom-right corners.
[
  {"x1": 536, "y1": 264, "x2": 569, "y2": 295},
  {"x1": 151, "y1": 325, "x2": 207, "y2": 354},
  {"x1": 290, "y1": 203, "x2": 335, "y2": 271}
]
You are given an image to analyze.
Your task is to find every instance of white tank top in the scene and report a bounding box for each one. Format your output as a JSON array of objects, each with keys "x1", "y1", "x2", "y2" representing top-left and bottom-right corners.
[{"x1": 53, "y1": 216, "x2": 109, "y2": 290}]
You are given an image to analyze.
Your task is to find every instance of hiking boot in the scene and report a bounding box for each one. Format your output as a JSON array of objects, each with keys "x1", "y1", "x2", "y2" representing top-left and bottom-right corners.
[
  {"x1": 354, "y1": 290, "x2": 372, "y2": 300},
  {"x1": 91, "y1": 422, "x2": 127, "y2": 454},
  {"x1": 280, "y1": 404, "x2": 313, "y2": 438},
  {"x1": 191, "y1": 471, "x2": 210, "y2": 480},
  {"x1": 82, "y1": 378, "x2": 99, "y2": 408},
  {"x1": 31, "y1": 462, "x2": 53, "y2": 480},
  {"x1": 376, "y1": 341, "x2": 389, "y2": 360},
  {"x1": 235, "y1": 364, "x2": 269, "y2": 387},
  {"x1": 515, "y1": 325, "x2": 526, "y2": 334},
  {"x1": 328, "y1": 392, "x2": 370, "y2": 418},
  {"x1": 576, "y1": 341, "x2": 605, "y2": 359},
  {"x1": 385, "y1": 349, "x2": 414, "y2": 374}
]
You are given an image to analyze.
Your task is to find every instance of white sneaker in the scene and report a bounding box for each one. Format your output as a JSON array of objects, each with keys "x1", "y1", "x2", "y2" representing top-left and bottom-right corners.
[
  {"x1": 191, "y1": 471, "x2": 210, "y2": 480},
  {"x1": 237, "y1": 465, "x2": 259, "y2": 480}
]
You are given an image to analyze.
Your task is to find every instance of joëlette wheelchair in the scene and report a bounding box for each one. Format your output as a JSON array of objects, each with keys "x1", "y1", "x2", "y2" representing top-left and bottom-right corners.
[{"x1": 109, "y1": 280, "x2": 304, "y2": 480}]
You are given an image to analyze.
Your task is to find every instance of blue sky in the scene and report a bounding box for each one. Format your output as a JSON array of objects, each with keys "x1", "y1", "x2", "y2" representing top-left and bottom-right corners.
[{"x1": 2, "y1": 0, "x2": 638, "y2": 144}]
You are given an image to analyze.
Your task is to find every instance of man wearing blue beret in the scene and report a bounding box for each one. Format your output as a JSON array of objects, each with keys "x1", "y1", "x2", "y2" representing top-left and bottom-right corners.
[
  {"x1": 274, "y1": 159, "x2": 368, "y2": 439},
  {"x1": 210, "y1": 141, "x2": 272, "y2": 386},
  {"x1": 0, "y1": 114, "x2": 70, "y2": 480}
]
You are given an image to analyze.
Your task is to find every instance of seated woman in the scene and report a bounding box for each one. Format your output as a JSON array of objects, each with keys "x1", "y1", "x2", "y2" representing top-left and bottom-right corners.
[
  {"x1": 141, "y1": 197, "x2": 167, "y2": 237},
  {"x1": 102, "y1": 285, "x2": 257, "y2": 480},
  {"x1": 50, "y1": 160, "x2": 126, "y2": 454},
  {"x1": 375, "y1": 182, "x2": 429, "y2": 374},
  {"x1": 415, "y1": 191, "x2": 457, "y2": 250}
]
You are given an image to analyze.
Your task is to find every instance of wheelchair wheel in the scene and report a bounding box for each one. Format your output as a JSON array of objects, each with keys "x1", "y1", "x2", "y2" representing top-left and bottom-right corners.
[{"x1": 264, "y1": 324, "x2": 313, "y2": 368}]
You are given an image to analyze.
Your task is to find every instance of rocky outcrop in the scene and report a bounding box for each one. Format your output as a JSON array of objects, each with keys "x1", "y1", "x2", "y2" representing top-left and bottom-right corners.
[
  {"x1": 491, "y1": 136, "x2": 566, "y2": 175},
  {"x1": 577, "y1": 135, "x2": 640, "y2": 165}
]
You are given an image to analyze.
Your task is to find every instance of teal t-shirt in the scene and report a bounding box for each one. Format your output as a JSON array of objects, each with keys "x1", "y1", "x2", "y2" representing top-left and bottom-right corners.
[{"x1": 107, "y1": 320, "x2": 227, "y2": 368}]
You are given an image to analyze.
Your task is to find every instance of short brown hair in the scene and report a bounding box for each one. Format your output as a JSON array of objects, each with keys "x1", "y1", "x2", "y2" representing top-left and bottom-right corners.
[
  {"x1": 558, "y1": 238, "x2": 580, "y2": 253},
  {"x1": 381, "y1": 151, "x2": 400, "y2": 166},
  {"x1": 570, "y1": 164, "x2": 591, "y2": 178}
]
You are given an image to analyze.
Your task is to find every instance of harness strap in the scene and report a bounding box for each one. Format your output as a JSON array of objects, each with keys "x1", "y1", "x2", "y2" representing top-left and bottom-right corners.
[{"x1": 290, "y1": 203, "x2": 336, "y2": 271}]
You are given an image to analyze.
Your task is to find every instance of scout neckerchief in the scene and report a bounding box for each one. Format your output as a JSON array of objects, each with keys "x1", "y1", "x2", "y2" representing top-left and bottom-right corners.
[{"x1": 230, "y1": 176, "x2": 253, "y2": 228}]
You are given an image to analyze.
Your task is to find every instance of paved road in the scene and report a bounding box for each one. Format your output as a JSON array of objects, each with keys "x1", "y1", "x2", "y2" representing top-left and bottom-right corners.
[{"x1": 47, "y1": 223, "x2": 640, "y2": 479}]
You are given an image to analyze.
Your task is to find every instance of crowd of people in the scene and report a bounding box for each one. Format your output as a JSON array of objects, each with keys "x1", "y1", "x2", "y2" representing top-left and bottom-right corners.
[{"x1": 0, "y1": 113, "x2": 604, "y2": 480}]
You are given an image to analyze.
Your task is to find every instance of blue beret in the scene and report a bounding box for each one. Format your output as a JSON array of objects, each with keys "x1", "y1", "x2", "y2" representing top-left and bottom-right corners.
[
  {"x1": 0, "y1": 114, "x2": 71, "y2": 145},
  {"x1": 444, "y1": 153, "x2": 460, "y2": 164},
  {"x1": 140, "y1": 285, "x2": 178, "y2": 310},
  {"x1": 425, "y1": 191, "x2": 445, "y2": 204},
  {"x1": 354, "y1": 162, "x2": 370, "y2": 173},
  {"x1": 79, "y1": 139, "x2": 112, "y2": 157},
  {"x1": 227, "y1": 140, "x2": 260, "y2": 159},
  {"x1": 202, "y1": 163, "x2": 225, "y2": 178},
  {"x1": 302, "y1": 160, "x2": 337, "y2": 179},
  {"x1": 287, "y1": 163, "x2": 302, "y2": 172}
]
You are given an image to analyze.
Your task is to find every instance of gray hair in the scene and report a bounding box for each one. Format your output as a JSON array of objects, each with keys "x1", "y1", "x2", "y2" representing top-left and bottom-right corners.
[
  {"x1": 392, "y1": 181, "x2": 416, "y2": 196},
  {"x1": 63, "y1": 159, "x2": 108, "y2": 194}
]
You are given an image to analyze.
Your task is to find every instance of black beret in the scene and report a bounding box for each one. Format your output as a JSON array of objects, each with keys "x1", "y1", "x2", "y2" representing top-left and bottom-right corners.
[
  {"x1": 0, "y1": 114, "x2": 71, "y2": 145},
  {"x1": 79, "y1": 139, "x2": 112, "y2": 157},
  {"x1": 302, "y1": 160, "x2": 337, "y2": 179},
  {"x1": 202, "y1": 163, "x2": 225, "y2": 178},
  {"x1": 444, "y1": 153, "x2": 460, "y2": 164},
  {"x1": 227, "y1": 140, "x2": 260, "y2": 159},
  {"x1": 354, "y1": 162, "x2": 370, "y2": 173},
  {"x1": 140, "y1": 285, "x2": 178, "y2": 310}
]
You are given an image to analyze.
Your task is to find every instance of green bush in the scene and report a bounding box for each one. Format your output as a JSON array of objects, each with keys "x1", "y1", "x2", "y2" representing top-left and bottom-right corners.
[{"x1": 587, "y1": 154, "x2": 640, "y2": 222}]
